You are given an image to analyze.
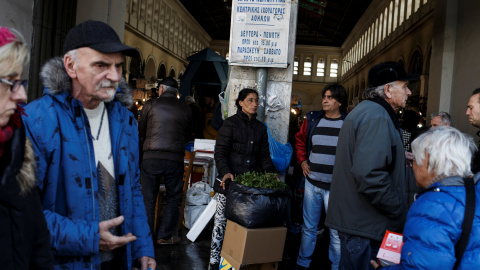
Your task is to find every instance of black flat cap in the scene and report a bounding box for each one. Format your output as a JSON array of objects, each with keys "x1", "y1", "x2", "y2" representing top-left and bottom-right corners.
[
  {"x1": 63, "y1": 20, "x2": 139, "y2": 58},
  {"x1": 368, "y1": 61, "x2": 420, "y2": 88}
]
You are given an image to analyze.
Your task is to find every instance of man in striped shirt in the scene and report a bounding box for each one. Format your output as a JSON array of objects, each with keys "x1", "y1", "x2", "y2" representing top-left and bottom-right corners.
[{"x1": 294, "y1": 84, "x2": 348, "y2": 270}]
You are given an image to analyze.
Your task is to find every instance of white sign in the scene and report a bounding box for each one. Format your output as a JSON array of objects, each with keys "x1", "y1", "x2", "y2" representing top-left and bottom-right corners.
[{"x1": 229, "y1": 0, "x2": 291, "y2": 68}]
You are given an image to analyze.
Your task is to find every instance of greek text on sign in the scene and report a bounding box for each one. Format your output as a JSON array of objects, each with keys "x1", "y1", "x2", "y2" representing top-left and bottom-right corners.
[{"x1": 229, "y1": 0, "x2": 291, "y2": 68}]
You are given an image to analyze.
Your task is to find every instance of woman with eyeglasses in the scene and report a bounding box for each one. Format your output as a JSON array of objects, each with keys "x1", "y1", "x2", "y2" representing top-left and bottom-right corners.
[{"x1": 0, "y1": 26, "x2": 54, "y2": 269}]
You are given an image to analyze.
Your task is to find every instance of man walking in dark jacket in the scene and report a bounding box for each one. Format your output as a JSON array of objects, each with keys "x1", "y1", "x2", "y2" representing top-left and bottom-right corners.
[
  {"x1": 325, "y1": 62, "x2": 419, "y2": 270},
  {"x1": 139, "y1": 77, "x2": 192, "y2": 244}
]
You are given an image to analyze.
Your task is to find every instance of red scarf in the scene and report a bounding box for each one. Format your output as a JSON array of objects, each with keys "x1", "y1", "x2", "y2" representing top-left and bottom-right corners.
[{"x1": 0, "y1": 104, "x2": 26, "y2": 157}]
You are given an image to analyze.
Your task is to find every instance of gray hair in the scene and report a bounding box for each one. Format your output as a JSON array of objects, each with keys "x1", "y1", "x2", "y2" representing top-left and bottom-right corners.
[
  {"x1": 64, "y1": 49, "x2": 79, "y2": 64},
  {"x1": 430, "y1": 111, "x2": 453, "y2": 127},
  {"x1": 185, "y1": 96, "x2": 195, "y2": 104},
  {"x1": 361, "y1": 81, "x2": 399, "y2": 100},
  {"x1": 411, "y1": 126, "x2": 476, "y2": 185}
]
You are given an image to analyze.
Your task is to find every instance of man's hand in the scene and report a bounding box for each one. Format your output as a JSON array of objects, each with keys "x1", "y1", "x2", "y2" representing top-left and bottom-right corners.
[
  {"x1": 301, "y1": 160, "x2": 310, "y2": 177},
  {"x1": 370, "y1": 259, "x2": 382, "y2": 269},
  {"x1": 99, "y1": 216, "x2": 137, "y2": 252},
  {"x1": 221, "y1": 173, "x2": 234, "y2": 190},
  {"x1": 133, "y1": 256, "x2": 156, "y2": 270}
]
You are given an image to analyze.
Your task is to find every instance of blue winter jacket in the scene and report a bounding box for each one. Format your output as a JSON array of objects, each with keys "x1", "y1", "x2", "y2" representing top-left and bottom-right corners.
[
  {"x1": 22, "y1": 57, "x2": 154, "y2": 269},
  {"x1": 384, "y1": 174, "x2": 480, "y2": 269}
]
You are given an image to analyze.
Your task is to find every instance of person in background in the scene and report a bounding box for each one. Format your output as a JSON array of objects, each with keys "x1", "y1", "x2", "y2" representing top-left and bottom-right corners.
[
  {"x1": 0, "y1": 26, "x2": 54, "y2": 270},
  {"x1": 203, "y1": 94, "x2": 219, "y2": 139},
  {"x1": 139, "y1": 77, "x2": 192, "y2": 245},
  {"x1": 400, "y1": 110, "x2": 419, "y2": 152},
  {"x1": 466, "y1": 88, "x2": 480, "y2": 173},
  {"x1": 430, "y1": 111, "x2": 452, "y2": 128},
  {"x1": 294, "y1": 84, "x2": 348, "y2": 270},
  {"x1": 326, "y1": 61, "x2": 419, "y2": 270},
  {"x1": 371, "y1": 127, "x2": 480, "y2": 269},
  {"x1": 22, "y1": 20, "x2": 155, "y2": 269},
  {"x1": 185, "y1": 95, "x2": 204, "y2": 140},
  {"x1": 208, "y1": 88, "x2": 277, "y2": 270}
]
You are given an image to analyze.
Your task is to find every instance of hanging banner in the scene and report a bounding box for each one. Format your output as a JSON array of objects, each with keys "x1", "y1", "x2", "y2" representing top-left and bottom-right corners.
[{"x1": 229, "y1": 0, "x2": 291, "y2": 68}]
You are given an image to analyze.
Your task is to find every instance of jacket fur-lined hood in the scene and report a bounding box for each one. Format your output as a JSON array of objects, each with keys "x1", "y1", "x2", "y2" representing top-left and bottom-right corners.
[
  {"x1": 39, "y1": 57, "x2": 134, "y2": 108},
  {"x1": 17, "y1": 138, "x2": 37, "y2": 195}
]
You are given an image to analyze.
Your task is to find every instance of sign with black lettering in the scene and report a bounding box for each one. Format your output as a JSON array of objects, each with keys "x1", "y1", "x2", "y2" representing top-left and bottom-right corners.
[{"x1": 229, "y1": 0, "x2": 291, "y2": 68}]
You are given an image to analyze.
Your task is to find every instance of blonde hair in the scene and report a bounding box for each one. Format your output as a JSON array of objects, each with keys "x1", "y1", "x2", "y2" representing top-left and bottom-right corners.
[{"x1": 0, "y1": 27, "x2": 29, "y2": 77}]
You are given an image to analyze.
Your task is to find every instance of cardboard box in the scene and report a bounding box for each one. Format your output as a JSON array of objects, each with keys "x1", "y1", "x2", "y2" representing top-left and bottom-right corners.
[
  {"x1": 220, "y1": 220, "x2": 286, "y2": 270},
  {"x1": 376, "y1": 230, "x2": 403, "y2": 266},
  {"x1": 220, "y1": 257, "x2": 278, "y2": 270}
]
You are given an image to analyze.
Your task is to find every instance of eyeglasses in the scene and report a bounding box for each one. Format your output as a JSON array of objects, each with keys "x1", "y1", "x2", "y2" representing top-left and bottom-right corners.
[
  {"x1": 0, "y1": 78, "x2": 28, "y2": 92},
  {"x1": 322, "y1": 94, "x2": 334, "y2": 100}
]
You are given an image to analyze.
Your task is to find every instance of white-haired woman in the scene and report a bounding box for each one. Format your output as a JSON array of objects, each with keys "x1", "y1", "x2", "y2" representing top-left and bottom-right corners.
[
  {"x1": 372, "y1": 126, "x2": 480, "y2": 269},
  {"x1": 0, "y1": 26, "x2": 53, "y2": 268}
]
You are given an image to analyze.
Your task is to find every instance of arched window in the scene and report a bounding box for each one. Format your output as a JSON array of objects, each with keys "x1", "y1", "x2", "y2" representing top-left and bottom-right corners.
[
  {"x1": 169, "y1": 68, "x2": 176, "y2": 78},
  {"x1": 383, "y1": 8, "x2": 388, "y2": 38},
  {"x1": 157, "y1": 64, "x2": 166, "y2": 80},
  {"x1": 145, "y1": 58, "x2": 156, "y2": 80},
  {"x1": 316, "y1": 58, "x2": 325, "y2": 77},
  {"x1": 414, "y1": 0, "x2": 420, "y2": 12},
  {"x1": 178, "y1": 72, "x2": 183, "y2": 80},
  {"x1": 388, "y1": 1, "x2": 393, "y2": 35},
  {"x1": 406, "y1": 0, "x2": 412, "y2": 19},
  {"x1": 303, "y1": 58, "x2": 312, "y2": 76},
  {"x1": 330, "y1": 60, "x2": 338, "y2": 78},
  {"x1": 379, "y1": 15, "x2": 383, "y2": 43},
  {"x1": 399, "y1": 0, "x2": 405, "y2": 26},
  {"x1": 409, "y1": 50, "x2": 423, "y2": 75},
  {"x1": 129, "y1": 56, "x2": 142, "y2": 78},
  {"x1": 367, "y1": 27, "x2": 371, "y2": 52},
  {"x1": 393, "y1": 0, "x2": 399, "y2": 30},
  {"x1": 371, "y1": 22, "x2": 375, "y2": 49},
  {"x1": 293, "y1": 57, "x2": 299, "y2": 75}
]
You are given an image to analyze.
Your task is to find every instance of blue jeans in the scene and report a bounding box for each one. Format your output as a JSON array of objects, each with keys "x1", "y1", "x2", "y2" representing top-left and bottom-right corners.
[
  {"x1": 297, "y1": 180, "x2": 340, "y2": 269},
  {"x1": 141, "y1": 158, "x2": 184, "y2": 240},
  {"x1": 338, "y1": 232, "x2": 381, "y2": 270}
]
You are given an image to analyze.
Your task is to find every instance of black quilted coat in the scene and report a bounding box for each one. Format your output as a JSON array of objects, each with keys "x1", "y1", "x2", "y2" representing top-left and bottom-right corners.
[
  {"x1": 0, "y1": 124, "x2": 54, "y2": 269},
  {"x1": 214, "y1": 110, "x2": 276, "y2": 177},
  {"x1": 139, "y1": 91, "x2": 192, "y2": 162}
]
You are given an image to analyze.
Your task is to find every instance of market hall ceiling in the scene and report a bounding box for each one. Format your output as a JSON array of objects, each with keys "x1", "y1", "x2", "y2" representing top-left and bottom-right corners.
[{"x1": 179, "y1": 0, "x2": 373, "y2": 47}]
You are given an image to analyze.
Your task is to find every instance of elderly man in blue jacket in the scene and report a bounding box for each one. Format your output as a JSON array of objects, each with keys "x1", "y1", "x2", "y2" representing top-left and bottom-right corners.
[{"x1": 23, "y1": 20, "x2": 155, "y2": 269}]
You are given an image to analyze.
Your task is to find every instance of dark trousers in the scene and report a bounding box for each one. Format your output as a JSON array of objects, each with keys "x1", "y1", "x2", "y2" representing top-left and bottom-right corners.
[
  {"x1": 141, "y1": 158, "x2": 184, "y2": 240},
  {"x1": 338, "y1": 232, "x2": 381, "y2": 270}
]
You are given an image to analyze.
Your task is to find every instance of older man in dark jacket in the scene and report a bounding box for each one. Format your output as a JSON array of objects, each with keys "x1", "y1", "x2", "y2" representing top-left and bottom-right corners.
[
  {"x1": 325, "y1": 62, "x2": 419, "y2": 270},
  {"x1": 139, "y1": 77, "x2": 192, "y2": 244}
]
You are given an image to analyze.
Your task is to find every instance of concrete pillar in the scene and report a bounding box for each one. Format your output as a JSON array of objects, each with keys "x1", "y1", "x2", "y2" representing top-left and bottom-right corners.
[{"x1": 426, "y1": 0, "x2": 457, "y2": 121}]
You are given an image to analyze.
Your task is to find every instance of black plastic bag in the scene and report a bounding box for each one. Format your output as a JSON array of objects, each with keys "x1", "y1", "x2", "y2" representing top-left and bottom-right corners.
[{"x1": 225, "y1": 181, "x2": 290, "y2": 228}]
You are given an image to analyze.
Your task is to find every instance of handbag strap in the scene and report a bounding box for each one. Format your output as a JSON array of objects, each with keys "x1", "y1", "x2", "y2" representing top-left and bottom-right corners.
[{"x1": 454, "y1": 177, "x2": 476, "y2": 269}]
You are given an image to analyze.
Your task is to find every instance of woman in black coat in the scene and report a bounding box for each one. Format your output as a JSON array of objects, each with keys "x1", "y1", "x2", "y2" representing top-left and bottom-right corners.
[
  {"x1": 208, "y1": 88, "x2": 276, "y2": 269},
  {"x1": 0, "y1": 26, "x2": 54, "y2": 269}
]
